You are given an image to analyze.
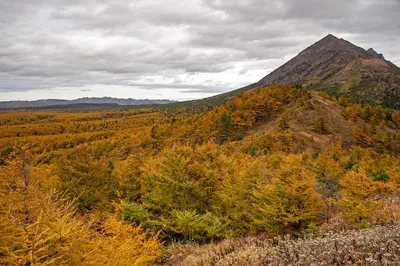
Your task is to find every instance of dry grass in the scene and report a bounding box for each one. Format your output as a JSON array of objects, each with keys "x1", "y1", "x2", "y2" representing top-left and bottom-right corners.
[
  {"x1": 288, "y1": 95, "x2": 354, "y2": 145},
  {"x1": 253, "y1": 93, "x2": 355, "y2": 149},
  {"x1": 162, "y1": 225, "x2": 400, "y2": 266},
  {"x1": 371, "y1": 198, "x2": 400, "y2": 224}
]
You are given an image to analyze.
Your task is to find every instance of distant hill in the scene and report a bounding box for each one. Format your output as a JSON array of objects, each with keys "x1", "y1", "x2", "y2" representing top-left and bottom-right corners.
[
  {"x1": 0, "y1": 97, "x2": 175, "y2": 109},
  {"x1": 259, "y1": 34, "x2": 400, "y2": 109},
  {"x1": 161, "y1": 82, "x2": 260, "y2": 112}
]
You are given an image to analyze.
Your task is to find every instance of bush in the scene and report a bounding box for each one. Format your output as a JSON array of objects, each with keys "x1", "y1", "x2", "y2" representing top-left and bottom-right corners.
[
  {"x1": 166, "y1": 210, "x2": 228, "y2": 241},
  {"x1": 369, "y1": 169, "x2": 390, "y2": 182},
  {"x1": 312, "y1": 117, "x2": 329, "y2": 134},
  {"x1": 277, "y1": 116, "x2": 290, "y2": 131},
  {"x1": 337, "y1": 171, "x2": 381, "y2": 222}
]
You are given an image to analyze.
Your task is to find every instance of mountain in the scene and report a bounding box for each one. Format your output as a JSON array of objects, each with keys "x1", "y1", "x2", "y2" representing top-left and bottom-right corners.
[
  {"x1": 0, "y1": 97, "x2": 175, "y2": 109},
  {"x1": 170, "y1": 34, "x2": 399, "y2": 112},
  {"x1": 259, "y1": 34, "x2": 400, "y2": 109}
]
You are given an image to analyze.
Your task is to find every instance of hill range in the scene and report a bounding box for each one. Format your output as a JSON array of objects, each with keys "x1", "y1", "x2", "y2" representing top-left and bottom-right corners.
[{"x1": 0, "y1": 97, "x2": 175, "y2": 109}]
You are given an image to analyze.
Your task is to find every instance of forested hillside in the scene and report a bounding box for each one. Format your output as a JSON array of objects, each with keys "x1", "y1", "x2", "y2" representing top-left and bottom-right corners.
[{"x1": 1, "y1": 85, "x2": 399, "y2": 265}]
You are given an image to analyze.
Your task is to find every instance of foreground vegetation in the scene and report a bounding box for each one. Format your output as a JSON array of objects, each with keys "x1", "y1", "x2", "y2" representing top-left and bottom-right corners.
[
  {"x1": 164, "y1": 225, "x2": 400, "y2": 265},
  {"x1": 0, "y1": 85, "x2": 399, "y2": 265}
]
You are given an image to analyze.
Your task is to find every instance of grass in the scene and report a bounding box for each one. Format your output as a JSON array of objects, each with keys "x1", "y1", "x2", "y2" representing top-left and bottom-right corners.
[
  {"x1": 162, "y1": 225, "x2": 400, "y2": 265},
  {"x1": 341, "y1": 65, "x2": 361, "y2": 90}
]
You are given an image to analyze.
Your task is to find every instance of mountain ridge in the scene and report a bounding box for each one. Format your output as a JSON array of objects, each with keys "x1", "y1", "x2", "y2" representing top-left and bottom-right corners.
[{"x1": 0, "y1": 97, "x2": 175, "y2": 109}]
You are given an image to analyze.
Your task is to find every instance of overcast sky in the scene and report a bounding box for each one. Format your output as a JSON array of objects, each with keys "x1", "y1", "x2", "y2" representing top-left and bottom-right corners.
[{"x1": 1, "y1": 0, "x2": 399, "y2": 101}]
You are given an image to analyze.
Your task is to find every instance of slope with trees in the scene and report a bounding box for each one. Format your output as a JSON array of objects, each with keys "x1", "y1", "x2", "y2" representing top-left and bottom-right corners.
[{"x1": 0, "y1": 84, "x2": 399, "y2": 265}]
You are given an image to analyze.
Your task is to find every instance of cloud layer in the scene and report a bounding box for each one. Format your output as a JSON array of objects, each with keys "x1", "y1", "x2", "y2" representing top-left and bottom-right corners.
[{"x1": 1, "y1": 0, "x2": 399, "y2": 100}]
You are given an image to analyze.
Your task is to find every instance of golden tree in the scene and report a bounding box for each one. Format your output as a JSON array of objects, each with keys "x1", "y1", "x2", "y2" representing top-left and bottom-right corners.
[
  {"x1": 337, "y1": 170, "x2": 381, "y2": 223},
  {"x1": 253, "y1": 160, "x2": 325, "y2": 233},
  {"x1": 84, "y1": 216, "x2": 161, "y2": 266},
  {"x1": 0, "y1": 147, "x2": 89, "y2": 265},
  {"x1": 0, "y1": 147, "x2": 162, "y2": 265}
]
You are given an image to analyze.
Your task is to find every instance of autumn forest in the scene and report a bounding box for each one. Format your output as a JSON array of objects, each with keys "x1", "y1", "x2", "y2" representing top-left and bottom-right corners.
[{"x1": 0, "y1": 84, "x2": 399, "y2": 265}]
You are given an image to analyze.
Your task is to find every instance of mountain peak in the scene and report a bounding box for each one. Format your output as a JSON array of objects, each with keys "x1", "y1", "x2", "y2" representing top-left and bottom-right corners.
[
  {"x1": 259, "y1": 35, "x2": 400, "y2": 108},
  {"x1": 313, "y1": 34, "x2": 341, "y2": 47},
  {"x1": 322, "y1": 34, "x2": 339, "y2": 41},
  {"x1": 366, "y1": 47, "x2": 388, "y2": 62}
]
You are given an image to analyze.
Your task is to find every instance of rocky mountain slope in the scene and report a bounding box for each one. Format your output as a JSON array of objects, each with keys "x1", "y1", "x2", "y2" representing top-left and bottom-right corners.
[{"x1": 259, "y1": 34, "x2": 400, "y2": 109}]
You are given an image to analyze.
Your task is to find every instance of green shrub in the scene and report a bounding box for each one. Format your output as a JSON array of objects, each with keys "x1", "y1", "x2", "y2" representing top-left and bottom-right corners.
[
  {"x1": 345, "y1": 156, "x2": 358, "y2": 170},
  {"x1": 123, "y1": 203, "x2": 163, "y2": 231},
  {"x1": 358, "y1": 219, "x2": 371, "y2": 229},
  {"x1": 302, "y1": 222, "x2": 320, "y2": 236},
  {"x1": 369, "y1": 169, "x2": 390, "y2": 182},
  {"x1": 123, "y1": 203, "x2": 151, "y2": 224},
  {"x1": 166, "y1": 210, "x2": 228, "y2": 241}
]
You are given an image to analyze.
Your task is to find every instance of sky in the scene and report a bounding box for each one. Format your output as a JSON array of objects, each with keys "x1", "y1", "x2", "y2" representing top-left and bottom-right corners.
[{"x1": 1, "y1": 0, "x2": 399, "y2": 101}]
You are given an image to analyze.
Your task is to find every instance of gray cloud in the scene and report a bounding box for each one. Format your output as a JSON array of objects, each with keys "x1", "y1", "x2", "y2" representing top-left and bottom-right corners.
[{"x1": 1, "y1": 0, "x2": 399, "y2": 99}]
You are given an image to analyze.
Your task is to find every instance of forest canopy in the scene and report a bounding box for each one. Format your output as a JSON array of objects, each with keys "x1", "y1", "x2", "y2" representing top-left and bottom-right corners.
[{"x1": 1, "y1": 85, "x2": 399, "y2": 265}]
